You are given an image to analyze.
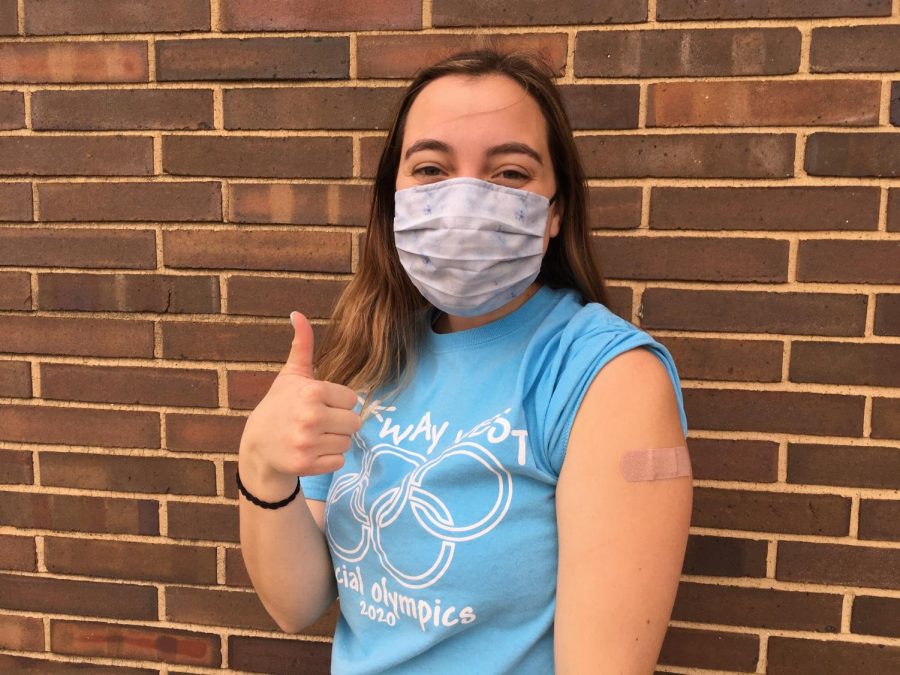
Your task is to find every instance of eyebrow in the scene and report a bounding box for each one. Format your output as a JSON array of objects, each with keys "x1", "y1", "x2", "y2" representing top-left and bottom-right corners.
[{"x1": 403, "y1": 138, "x2": 544, "y2": 166}]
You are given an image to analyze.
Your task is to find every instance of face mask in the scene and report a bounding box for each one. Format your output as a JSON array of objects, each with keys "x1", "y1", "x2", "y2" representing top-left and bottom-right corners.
[{"x1": 393, "y1": 176, "x2": 554, "y2": 317}]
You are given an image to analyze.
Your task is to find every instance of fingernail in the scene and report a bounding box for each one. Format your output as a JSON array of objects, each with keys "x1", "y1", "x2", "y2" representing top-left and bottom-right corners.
[{"x1": 289, "y1": 311, "x2": 296, "y2": 329}]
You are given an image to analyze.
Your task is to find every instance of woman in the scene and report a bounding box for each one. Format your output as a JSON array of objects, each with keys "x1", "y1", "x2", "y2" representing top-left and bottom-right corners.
[{"x1": 237, "y1": 48, "x2": 693, "y2": 674}]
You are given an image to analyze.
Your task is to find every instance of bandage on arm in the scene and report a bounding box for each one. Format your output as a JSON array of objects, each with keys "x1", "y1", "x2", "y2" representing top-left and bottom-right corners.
[{"x1": 620, "y1": 445, "x2": 691, "y2": 482}]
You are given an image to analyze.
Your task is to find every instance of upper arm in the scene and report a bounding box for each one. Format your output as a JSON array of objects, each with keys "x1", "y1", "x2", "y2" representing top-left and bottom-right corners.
[
  {"x1": 554, "y1": 346, "x2": 693, "y2": 675},
  {"x1": 306, "y1": 499, "x2": 326, "y2": 533}
]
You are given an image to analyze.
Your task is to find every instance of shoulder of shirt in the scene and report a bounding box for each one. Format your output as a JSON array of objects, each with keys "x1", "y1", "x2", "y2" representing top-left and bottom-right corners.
[{"x1": 537, "y1": 286, "x2": 647, "y2": 347}]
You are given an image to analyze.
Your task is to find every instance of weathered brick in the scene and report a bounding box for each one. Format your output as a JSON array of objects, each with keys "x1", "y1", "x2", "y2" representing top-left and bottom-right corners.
[
  {"x1": 872, "y1": 397, "x2": 900, "y2": 439},
  {"x1": 860, "y1": 499, "x2": 900, "y2": 541},
  {"x1": 220, "y1": 0, "x2": 420, "y2": 31},
  {"x1": 852, "y1": 595, "x2": 900, "y2": 638},
  {"x1": 0, "y1": 89, "x2": 24, "y2": 128},
  {"x1": 658, "y1": 625, "x2": 759, "y2": 671},
  {"x1": 778, "y1": 541, "x2": 900, "y2": 589},
  {"x1": 50, "y1": 619, "x2": 221, "y2": 667},
  {"x1": 769, "y1": 636, "x2": 900, "y2": 672},
  {"x1": 658, "y1": 0, "x2": 893, "y2": 20},
  {"x1": 0, "y1": 449, "x2": 32, "y2": 484},
  {"x1": 811, "y1": 25, "x2": 900, "y2": 73},
  {"x1": 787, "y1": 443, "x2": 900, "y2": 490},
  {"x1": 39, "y1": 181, "x2": 221, "y2": 221},
  {"x1": 227, "y1": 370, "x2": 276, "y2": 410},
  {"x1": 647, "y1": 80, "x2": 879, "y2": 127},
  {"x1": 0, "y1": 534, "x2": 36, "y2": 572},
  {"x1": 577, "y1": 133, "x2": 795, "y2": 178},
  {"x1": 0, "y1": 403, "x2": 159, "y2": 447},
  {"x1": 224, "y1": 86, "x2": 404, "y2": 130},
  {"x1": 41, "y1": 451, "x2": 215, "y2": 496},
  {"x1": 168, "y1": 502, "x2": 237, "y2": 541},
  {"x1": 650, "y1": 186, "x2": 880, "y2": 231},
  {"x1": 593, "y1": 235, "x2": 788, "y2": 282},
  {"x1": 228, "y1": 182, "x2": 371, "y2": 225},
  {"x1": 162, "y1": 320, "x2": 327, "y2": 363},
  {"x1": 228, "y1": 634, "x2": 332, "y2": 673},
  {"x1": 695, "y1": 487, "x2": 850, "y2": 535},
  {"x1": 0, "y1": 613, "x2": 42, "y2": 650},
  {"x1": 0, "y1": 0, "x2": 16, "y2": 34},
  {"x1": 162, "y1": 228, "x2": 351, "y2": 272},
  {"x1": 41, "y1": 363, "x2": 218, "y2": 407},
  {"x1": 39, "y1": 272, "x2": 218, "y2": 313},
  {"x1": 165, "y1": 412, "x2": 247, "y2": 454},
  {"x1": 640, "y1": 288, "x2": 867, "y2": 336},
  {"x1": 797, "y1": 240, "x2": 900, "y2": 284},
  {"x1": 683, "y1": 532, "x2": 769, "y2": 577},
  {"x1": 0, "y1": 228, "x2": 155, "y2": 268},
  {"x1": 433, "y1": 0, "x2": 646, "y2": 26},
  {"x1": 805, "y1": 132, "x2": 900, "y2": 177},
  {"x1": 575, "y1": 28, "x2": 800, "y2": 77},
  {"x1": 0, "y1": 489, "x2": 158, "y2": 535},
  {"x1": 0, "y1": 182, "x2": 31, "y2": 220},
  {"x1": 0, "y1": 136, "x2": 153, "y2": 176},
  {"x1": 156, "y1": 37, "x2": 348, "y2": 81},
  {"x1": 0, "y1": 360, "x2": 31, "y2": 398},
  {"x1": 24, "y1": 0, "x2": 208, "y2": 34},
  {"x1": 357, "y1": 33, "x2": 568, "y2": 79},
  {"x1": 0, "y1": 270, "x2": 30, "y2": 310},
  {"x1": 559, "y1": 84, "x2": 639, "y2": 129},
  {"x1": 227, "y1": 276, "x2": 346, "y2": 318},
  {"x1": 0, "y1": 315, "x2": 154, "y2": 357},
  {"x1": 32, "y1": 89, "x2": 214, "y2": 131},
  {"x1": 0, "y1": 41, "x2": 148, "y2": 83},
  {"x1": 162, "y1": 136, "x2": 351, "y2": 178}
]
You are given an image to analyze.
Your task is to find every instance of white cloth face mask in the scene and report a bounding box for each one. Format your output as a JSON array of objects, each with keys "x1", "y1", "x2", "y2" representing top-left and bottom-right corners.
[{"x1": 393, "y1": 176, "x2": 552, "y2": 317}]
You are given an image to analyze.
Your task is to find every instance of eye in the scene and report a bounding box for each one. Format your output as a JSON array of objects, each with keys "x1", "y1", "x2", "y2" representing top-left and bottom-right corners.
[
  {"x1": 496, "y1": 168, "x2": 530, "y2": 182},
  {"x1": 412, "y1": 165, "x2": 444, "y2": 177}
]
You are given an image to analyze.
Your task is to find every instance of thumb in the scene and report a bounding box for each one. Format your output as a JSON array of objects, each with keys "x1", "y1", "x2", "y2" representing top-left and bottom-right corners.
[{"x1": 283, "y1": 311, "x2": 315, "y2": 379}]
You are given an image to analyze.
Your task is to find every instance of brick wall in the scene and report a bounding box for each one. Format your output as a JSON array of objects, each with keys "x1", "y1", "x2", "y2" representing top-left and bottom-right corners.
[{"x1": 0, "y1": 1, "x2": 899, "y2": 673}]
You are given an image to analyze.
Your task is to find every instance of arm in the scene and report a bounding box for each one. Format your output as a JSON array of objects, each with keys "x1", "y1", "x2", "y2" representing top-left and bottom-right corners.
[{"x1": 554, "y1": 346, "x2": 693, "y2": 674}]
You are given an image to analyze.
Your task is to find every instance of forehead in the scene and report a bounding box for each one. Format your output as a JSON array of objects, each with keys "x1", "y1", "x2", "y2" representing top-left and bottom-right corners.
[{"x1": 402, "y1": 73, "x2": 549, "y2": 154}]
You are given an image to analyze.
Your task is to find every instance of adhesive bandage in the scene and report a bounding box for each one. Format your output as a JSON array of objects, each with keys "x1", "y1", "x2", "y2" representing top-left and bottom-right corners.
[{"x1": 620, "y1": 445, "x2": 691, "y2": 482}]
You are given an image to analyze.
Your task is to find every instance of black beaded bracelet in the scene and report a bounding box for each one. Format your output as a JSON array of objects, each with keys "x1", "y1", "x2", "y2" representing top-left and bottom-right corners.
[{"x1": 235, "y1": 468, "x2": 301, "y2": 509}]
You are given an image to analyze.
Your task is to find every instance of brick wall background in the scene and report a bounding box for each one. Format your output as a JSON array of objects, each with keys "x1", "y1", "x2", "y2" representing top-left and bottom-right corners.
[{"x1": 0, "y1": 0, "x2": 899, "y2": 673}]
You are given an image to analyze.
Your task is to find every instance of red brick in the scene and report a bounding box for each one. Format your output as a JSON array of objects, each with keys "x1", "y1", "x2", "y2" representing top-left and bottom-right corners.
[
  {"x1": 0, "y1": 315, "x2": 154, "y2": 357},
  {"x1": 658, "y1": 625, "x2": 759, "y2": 671},
  {"x1": 647, "y1": 80, "x2": 879, "y2": 127},
  {"x1": 658, "y1": 0, "x2": 893, "y2": 20},
  {"x1": 220, "y1": 0, "x2": 420, "y2": 31},
  {"x1": 0, "y1": 228, "x2": 155, "y2": 268},
  {"x1": 224, "y1": 86, "x2": 404, "y2": 130},
  {"x1": 0, "y1": 41, "x2": 147, "y2": 83},
  {"x1": 686, "y1": 437, "x2": 779, "y2": 482},
  {"x1": 50, "y1": 619, "x2": 220, "y2": 667},
  {"x1": 0, "y1": 449, "x2": 33, "y2": 484},
  {"x1": 0, "y1": 655, "x2": 155, "y2": 673},
  {"x1": 575, "y1": 28, "x2": 800, "y2": 77},
  {"x1": 156, "y1": 37, "x2": 348, "y2": 81},
  {"x1": 229, "y1": 182, "x2": 371, "y2": 225},
  {"x1": 45, "y1": 536, "x2": 216, "y2": 584},
  {"x1": 663, "y1": 336, "x2": 783, "y2": 384},
  {"x1": 0, "y1": 360, "x2": 31, "y2": 398},
  {"x1": 778, "y1": 541, "x2": 900, "y2": 589},
  {"x1": 228, "y1": 634, "x2": 332, "y2": 673},
  {"x1": 788, "y1": 443, "x2": 900, "y2": 490},
  {"x1": 38, "y1": 272, "x2": 219, "y2": 313},
  {"x1": 41, "y1": 451, "x2": 216, "y2": 496},
  {"x1": 162, "y1": 135, "x2": 351, "y2": 178},
  {"x1": 559, "y1": 84, "x2": 639, "y2": 130},
  {"x1": 576, "y1": 133, "x2": 795, "y2": 178},
  {"x1": 852, "y1": 595, "x2": 900, "y2": 638},
  {"x1": 791, "y1": 341, "x2": 900, "y2": 388},
  {"x1": 227, "y1": 370, "x2": 276, "y2": 410},
  {"x1": 811, "y1": 25, "x2": 900, "y2": 73},
  {"x1": 39, "y1": 181, "x2": 221, "y2": 221},
  {"x1": 359, "y1": 134, "x2": 385, "y2": 178},
  {"x1": 0, "y1": 534, "x2": 36, "y2": 571},
  {"x1": 683, "y1": 533, "x2": 769, "y2": 577},
  {"x1": 166, "y1": 412, "x2": 247, "y2": 454},
  {"x1": 227, "y1": 276, "x2": 346, "y2": 318},
  {"x1": 0, "y1": 613, "x2": 42, "y2": 650},
  {"x1": 695, "y1": 487, "x2": 850, "y2": 535},
  {"x1": 797, "y1": 240, "x2": 900, "y2": 283},
  {"x1": 892, "y1": 82, "x2": 899, "y2": 127},
  {"x1": 0, "y1": 403, "x2": 159, "y2": 448},
  {"x1": 41, "y1": 362, "x2": 218, "y2": 407},
  {"x1": 0, "y1": 490, "x2": 158, "y2": 535},
  {"x1": 0, "y1": 270, "x2": 30, "y2": 310},
  {"x1": 433, "y1": 0, "x2": 645, "y2": 26},
  {"x1": 163, "y1": 228, "x2": 351, "y2": 272},
  {"x1": 32, "y1": 89, "x2": 214, "y2": 131},
  {"x1": 875, "y1": 293, "x2": 900, "y2": 336},
  {"x1": 168, "y1": 502, "x2": 237, "y2": 541},
  {"x1": 805, "y1": 132, "x2": 900, "y2": 177},
  {"x1": 0, "y1": 573, "x2": 158, "y2": 616},
  {"x1": 356, "y1": 33, "x2": 568, "y2": 79},
  {"x1": 872, "y1": 396, "x2": 900, "y2": 440},
  {"x1": 0, "y1": 0, "x2": 16, "y2": 35},
  {"x1": 0, "y1": 89, "x2": 24, "y2": 128},
  {"x1": 859, "y1": 499, "x2": 900, "y2": 541},
  {"x1": 768, "y1": 635, "x2": 900, "y2": 672},
  {"x1": 24, "y1": 0, "x2": 209, "y2": 34},
  {"x1": 162, "y1": 319, "x2": 328, "y2": 363},
  {"x1": 224, "y1": 547, "x2": 251, "y2": 587},
  {"x1": 586, "y1": 186, "x2": 642, "y2": 230},
  {"x1": 0, "y1": 182, "x2": 32, "y2": 220},
  {"x1": 0, "y1": 136, "x2": 153, "y2": 176},
  {"x1": 650, "y1": 186, "x2": 879, "y2": 231}
]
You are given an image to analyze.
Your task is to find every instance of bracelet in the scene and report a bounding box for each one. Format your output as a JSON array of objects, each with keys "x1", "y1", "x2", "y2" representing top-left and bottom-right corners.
[{"x1": 235, "y1": 467, "x2": 301, "y2": 509}]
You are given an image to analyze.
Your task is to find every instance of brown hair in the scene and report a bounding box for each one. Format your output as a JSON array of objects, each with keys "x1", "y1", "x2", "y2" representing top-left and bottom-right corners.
[{"x1": 314, "y1": 46, "x2": 609, "y2": 419}]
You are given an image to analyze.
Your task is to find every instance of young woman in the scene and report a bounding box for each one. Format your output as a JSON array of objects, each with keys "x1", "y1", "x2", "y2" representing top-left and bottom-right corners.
[{"x1": 237, "y1": 48, "x2": 693, "y2": 674}]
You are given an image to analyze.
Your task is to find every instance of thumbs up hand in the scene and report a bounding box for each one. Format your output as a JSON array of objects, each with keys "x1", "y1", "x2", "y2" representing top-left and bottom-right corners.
[{"x1": 238, "y1": 312, "x2": 363, "y2": 490}]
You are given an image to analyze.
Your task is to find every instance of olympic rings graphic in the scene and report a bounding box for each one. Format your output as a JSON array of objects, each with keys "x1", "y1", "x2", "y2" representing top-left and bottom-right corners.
[{"x1": 325, "y1": 433, "x2": 514, "y2": 590}]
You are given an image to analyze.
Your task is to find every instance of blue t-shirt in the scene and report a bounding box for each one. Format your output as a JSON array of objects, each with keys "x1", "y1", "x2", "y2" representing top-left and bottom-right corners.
[{"x1": 300, "y1": 284, "x2": 688, "y2": 674}]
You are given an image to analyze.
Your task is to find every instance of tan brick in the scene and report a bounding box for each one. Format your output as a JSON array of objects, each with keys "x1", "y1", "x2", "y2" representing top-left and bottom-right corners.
[
  {"x1": 0, "y1": 0, "x2": 15, "y2": 34},
  {"x1": 0, "y1": 136, "x2": 153, "y2": 176},
  {"x1": 156, "y1": 37, "x2": 348, "y2": 81},
  {"x1": 50, "y1": 619, "x2": 220, "y2": 667},
  {"x1": 224, "y1": 86, "x2": 404, "y2": 130},
  {"x1": 32, "y1": 89, "x2": 214, "y2": 131},
  {"x1": 356, "y1": 33, "x2": 568, "y2": 79},
  {"x1": 811, "y1": 25, "x2": 900, "y2": 73},
  {"x1": 686, "y1": 438, "x2": 779, "y2": 483},
  {"x1": 791, "y1": 342, "x2": 900, "y2": 388},
  {"x1": 0, "y1": 534, "x2": 36, "y2": 572},
  {"x1": 797, "y1": 240, "x2": 900, "y2": 283},
  {"x1": 769, "y1": 636, "x2": 900, "y2": 672},
  {"x1": 0, "y1": 270, "x2": 30, "y2": 310},
  {"x1": 658, "y1": 625, "x2": 759, "y2": 672},
  {"x1": 576, "y1": 28, "x2": 800, "y2": 77},
  {"x1": 41, "y1": 362, "x2": 218, "y2": 407},
  {"x1": 852, "y1": 595, "x2": 900, "y2": 638},
  {"x1": 168, "y1": 501, "x2": 237, "y2": 541},
  {"x1": 650, "y1": 186, "x2": 880, "y2": 231},
  {"x1": 805, "y1": 132, "x2": 900, "y2": 177},
  {"x1": 577, "y1": 133, "x2": 794, "y2": 178},
  {"x1": 221, "y1": 0, "x2": 419, "y2": 31},
  {"x1": 162, "y1": 135, "x2": 351, "y2": 178},
  {"x1": 166, "y1": 412, "x2": 247, "y2": 454},
  {"x1": 0, "y1": 403, "x2": 159, "y2": 447},
  {"x1": 229, "y1": 182, "x2": 371, "y2": 225},
  {"x1": 0, "y1": 490, "x2": 158, "y2": 535},
  {"x1": 658, "y1": 0, "x2": 893, "y2": 20},
  {"x1": 0, "y1": 613, "x2": 43, "y2": 650},
  {"x1": 162, "y1": 228, "x2": 351, "y2": 272},
  {"x1": 0, "y1": 315, "x2": 154, "y2": 357},
  {"x1": 0, "y1": 360, "x2": 31, "y2": 398},
  {"x1": 227, "y1": 276, "x2": 346, "y2": 318},
  {"x1": 162, "y1": 319, "x2": 327, "y2": 363},
  {"x1": 25, "y1": 0, "x2": 208, "y2": 34},
  {"x1": 0, "y1": 41, "x2": 148, "y2": 83},
  {"x1": 647, "y1": 80, "x2": 880, "y2": 127},
  {"x1": 227, "y1": 370, "x2": 276, "y2": 410},
  {"x1": 0, "y1": 182, "x2": 32, "y2": 220},
  {"x1": 39, "y1": 181, "x2": 220, "y2": 221},
  {"x1": 228, "y1": 634, "x2": 332, "y2": 673},
  {"x1": 0, "y1": 449, "x2": 33, "y2": 484},
  {"x1": 778, "y1": 541, "x2": 900, "y2": 589},
  {"x1": 433, "y1": 0, "x2": 645, "y2": 26},
  {"x1": 0, "y1": 89, "x2": 24, "y2": 128}
]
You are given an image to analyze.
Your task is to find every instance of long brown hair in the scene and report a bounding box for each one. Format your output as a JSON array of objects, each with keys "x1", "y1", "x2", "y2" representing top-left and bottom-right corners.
[{"x1": 314, "y1": 46, "x2": 609, "y2": 418}]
